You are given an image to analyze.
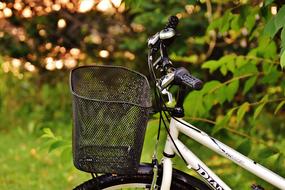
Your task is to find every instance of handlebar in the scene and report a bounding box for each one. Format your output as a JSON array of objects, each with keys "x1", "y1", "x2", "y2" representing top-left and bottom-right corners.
[
  {"x1": 148, "y1": 16, "x2": 179, "y2": 49},
  {"x1": 158, "y1": 67, "x2": 202, "y2": 90},
  {"x1": 164, "y1": 15, "x2": 179, "y2": 29},
  {"x1": 148, "y1": 16, "x2": 203, "y2": 91},
  {"x1": 174, "y1": 67, "x2": 203, "y2": 90}
]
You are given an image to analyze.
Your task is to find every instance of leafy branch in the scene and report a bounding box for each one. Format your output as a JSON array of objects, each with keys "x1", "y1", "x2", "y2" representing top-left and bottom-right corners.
[
  {"x1": 208, "y1": 72, "x2": 263, "y2": 94},
  {"x1": 184, "y1": 116, "x2": 280, "y2": 149}
]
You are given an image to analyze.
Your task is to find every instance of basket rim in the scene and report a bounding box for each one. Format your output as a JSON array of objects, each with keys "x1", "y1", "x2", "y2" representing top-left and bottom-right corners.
[{"x1": 69, "y1": 65, "x2": 152, "y2": 108}]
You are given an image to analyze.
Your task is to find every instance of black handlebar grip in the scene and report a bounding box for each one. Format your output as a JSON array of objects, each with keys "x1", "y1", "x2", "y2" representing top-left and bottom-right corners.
[
  {"x1": 174, "y1": 67, "x2": 203, "y2": 90},
  {"x1": 165, "y1": 16, "x2": 179, "y2": 29}
]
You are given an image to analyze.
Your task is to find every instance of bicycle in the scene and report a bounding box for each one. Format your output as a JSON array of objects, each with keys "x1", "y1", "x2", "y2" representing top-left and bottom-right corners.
[{"x1": 70, "y1": 16, "x2": 285, "y2": 190}]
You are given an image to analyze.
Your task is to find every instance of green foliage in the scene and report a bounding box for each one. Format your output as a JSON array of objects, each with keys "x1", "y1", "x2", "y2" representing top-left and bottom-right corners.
[
  {"x1": 237, "y1": 102, "x2": 250, "y2": 124},
  {"x1": 243, "y1": 76, "x2": 257, "y2": 94},
  {"x1": 281, "y1": 50, "x2": 285, "y2": 68},
  {"x1": 258, "y1": 146, "x2": 279, "y2": 159},
  {"x1": 253, "y1": 95, "x2": 268, "y2": 120},
  {"x1": 42, "y1": 128, "x2": 71, "y2": 153},
  {"x1": 264, "y1": 5, "x2": 285, "y2": 38},
  {"x1": 180, "y1": 2, "x2": 285, "y2": 188},
  {"x1": 0, "y1": 68, "x2": 82, "y2": 189},
  {"x1": 237, "y1": 139, "x2": 251, "y2": 156},
  {"x1": 1, "y1": 1, "x2": 285, "y2": 190},
  {"x1": 274, "y1": 100, "x2": 285, "y2": 114},
  {"x1": 281, "y1": 27, "x2": 285, "y2": 53},
  {"x1": 263, "y1": 5, "x2": 285, "y2": 67}
]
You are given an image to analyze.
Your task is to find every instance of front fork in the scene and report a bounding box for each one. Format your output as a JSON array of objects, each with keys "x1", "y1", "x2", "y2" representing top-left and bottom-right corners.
[
  {"x1": 160, "y1": 118, "x2": 179, "y2": 190},
  {"x1": 161, "y1": 157, "x2": 173, "y2": 190}
]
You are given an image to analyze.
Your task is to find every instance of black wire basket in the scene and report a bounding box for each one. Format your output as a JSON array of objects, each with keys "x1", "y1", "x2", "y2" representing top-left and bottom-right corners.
[{"x1": 70, "y1": 65, "x2": 152, "y2": 174}]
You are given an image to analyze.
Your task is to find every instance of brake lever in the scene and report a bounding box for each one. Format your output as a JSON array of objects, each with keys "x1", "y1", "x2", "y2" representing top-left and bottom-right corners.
[
  {"x1": 161, "y1": 88, "x2": 173, "y2": 104},
  {"x1": 158, "y1": 72, "x2": 175, "y2": 90}
]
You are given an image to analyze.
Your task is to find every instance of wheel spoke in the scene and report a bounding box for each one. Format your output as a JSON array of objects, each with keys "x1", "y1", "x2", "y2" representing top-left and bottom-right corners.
[{"x1": 103, "y1": 183, "x2": 150, "y2": 190}]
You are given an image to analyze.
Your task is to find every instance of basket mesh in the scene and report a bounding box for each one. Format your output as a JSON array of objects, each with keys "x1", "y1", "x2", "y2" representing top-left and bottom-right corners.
[{"x1": 70, "y1": 65, "x2": 151, "y2": 174}]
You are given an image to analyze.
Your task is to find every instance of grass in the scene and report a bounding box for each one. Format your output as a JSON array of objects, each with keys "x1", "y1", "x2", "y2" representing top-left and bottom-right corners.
[
  {"x1": 0, "y1": 117, "x2": 282, "y2": 190},
  {"x1": 0, "y1": 127, "x2": 89, "y2": 190}
]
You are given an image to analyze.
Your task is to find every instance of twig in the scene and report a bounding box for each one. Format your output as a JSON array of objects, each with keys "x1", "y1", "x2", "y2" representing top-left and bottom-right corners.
[
  {"x1": 184, "y1": 117, "x2": 276, "y2": 148},
  {"x1": 232, "y1": 97, "x2": 285, "y2": 110},
  {"x1": 184, "y1": 116, "x2": 216, "y2": 124},
  {"x1": 205, "y1": 0, "x2": 216, "y2": 59},
  {"x1": 208, "y1": 72, "x2": 263, "y2": 94}
]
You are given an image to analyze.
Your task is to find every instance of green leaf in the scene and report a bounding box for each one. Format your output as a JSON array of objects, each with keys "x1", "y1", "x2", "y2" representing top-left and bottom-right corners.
[
  {"x1": 253, "y1": 95, "x2": 269, "y2": 120},
  {"x1": 281, "y1": 27, "x2": 285, "y2": 53},
  {"x1": 281, "y1": 50, "x2": 285, "y2": 68},
  {"x1": 237, "y1": 102, "x2": 250, "y2": 124},
  {"x1": 213, "y1": 108, "x2": 235, "y2": 134},
  {"x1": 258, "y1": 147, "x2": 279, "y2": 159},
  {"x1": 235, "y1": 56, "x2": 247, "y2": 68},
  {"x1": 274, "y1": 100, "x2": 285, "y2": 114},
  {"x1": 49, "y1": 140, "x2": 67, "y2": 153},
  {"x1": 219, "y1": 54, "x2": 236, "y2": 75},
  {"x1": 237, "y1": 139, "x2": 251, "y2": 156},
  {"x1": 245, "y1": 13, "x2": 256, "y2": 33},
  {"x1": 274, "y1": 5, "x2": 285, "y2": 31},
  {"x1": 202, "y1": 80, "x2": 222, "y2": 94},
  {"x1": 249, "y1": 36, "x2": 277, "y2": 59},
  {"x1": 234, "y1": 63, "x2": 258, "y2": 77},
  {"x1": 203, "y1": 94, "x2": 216, "y2": 111},
  {"x1": 202, "y1": 81, "x2": 222, "y2": 111},
  {"x1": 226, "y1": 61, "x2": 235, "y2": 73},
  {"x1": 263, "y1": 17, "x2": 276, "y2": 38},
  {"x1": 41, "y1": 128, "x2": 56, "y2": 139},
  {"x1": 262, "y1": 41, "x2": 277, "y2": 59},
  {"x1": 220, "y1": 64, "x2": 228, "y2": 76},
  {"x1": 230, "y1": 14, "x2": 241, "y2": 31},
  {"x1": 207, "y1": 17, "x2": 222, "y2": 31},
  {"x1": 261, "y1": 66, "x2": 282, "y2": 84},
  {"x1": 220, "y1": 54, "x2": 236, "y2": 64},
  {"x1": 254, "y1": 103, "x2": 265, "y2": 120},
  {"x1": 263, "y1": 153, "x2": 280, "y2": 169},
  {"x1": 274, "y1": 153, "x2": 284, "y2": 173},
  {"x1": 202, "y1": 60, "x2": 221, "y2": 73},
  {"x1": 265, "y1": 0, "x2": 275, "y2": 6},
  {"x1": 203, "y1": 55, "x2": 236, "y2": 74},
  {"x1": 220, "y1": 10, "x2": 234, "y2": 34},
  {"x1": 226, "y1": 80, "x2": 239, "y2": 102},
  {"x1": 184, "y1": 91, "x2": 205, "y2": 117},
  {"x1": 263, "y1": 5, "x2": 285, "y2": 38},
  {"x1": 243, "y1": 76, "x2": 257, "y2": 95},
  {"x1": 215, "y1": 87, "x2": 227, "y2": 104}
]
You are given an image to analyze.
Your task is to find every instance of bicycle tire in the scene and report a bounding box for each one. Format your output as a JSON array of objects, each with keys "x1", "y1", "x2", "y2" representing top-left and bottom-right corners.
[{"x1": 74, "y1": 164, "x2": 211, "y2": 190}]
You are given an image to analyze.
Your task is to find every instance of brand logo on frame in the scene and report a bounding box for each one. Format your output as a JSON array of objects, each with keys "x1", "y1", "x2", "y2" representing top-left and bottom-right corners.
[{"x1": 194, "y1": 164, "x2": 224, "y2": 190}]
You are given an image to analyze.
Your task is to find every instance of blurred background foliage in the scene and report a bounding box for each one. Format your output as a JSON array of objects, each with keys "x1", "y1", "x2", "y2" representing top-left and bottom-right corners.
[{"x1": 0, "y1": 0, "x2": 285, "y2": 189}]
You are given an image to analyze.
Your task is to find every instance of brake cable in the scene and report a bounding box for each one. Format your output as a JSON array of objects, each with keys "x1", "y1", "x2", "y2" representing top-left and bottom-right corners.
[
  {"x1": 152, "y1": 70, "x2": 189, "y2": 165},
  {"x1": 159, "y1": 92, "x2": 188, "y2": 165},
  {"x1": 150, "y1": 110, "x2": 161, "y2": 190}
]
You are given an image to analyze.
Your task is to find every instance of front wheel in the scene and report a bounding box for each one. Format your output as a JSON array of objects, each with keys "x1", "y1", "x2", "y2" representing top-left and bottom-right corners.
[{"x1": 74, "y1": 164, "x2": 211, "y2": 190}]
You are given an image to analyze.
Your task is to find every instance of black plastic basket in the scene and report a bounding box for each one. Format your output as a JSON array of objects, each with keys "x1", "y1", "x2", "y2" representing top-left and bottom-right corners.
[{"x1": 70, "y1": 65, "x2": 152, "y2": 174}]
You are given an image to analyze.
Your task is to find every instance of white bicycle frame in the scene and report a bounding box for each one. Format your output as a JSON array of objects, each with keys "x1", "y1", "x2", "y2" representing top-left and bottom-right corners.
[
  {"x1": 147, "y1": 32, "x2": 285, "y2": 189},
  {"x1": 159, "y1": 117, "x2": 285, "y2": 190}
]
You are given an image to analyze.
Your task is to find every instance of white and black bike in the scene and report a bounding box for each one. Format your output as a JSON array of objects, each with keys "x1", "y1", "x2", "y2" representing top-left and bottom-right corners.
[{"x1": 70, "y1": 16, "x2": 285, "y2": 190}]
